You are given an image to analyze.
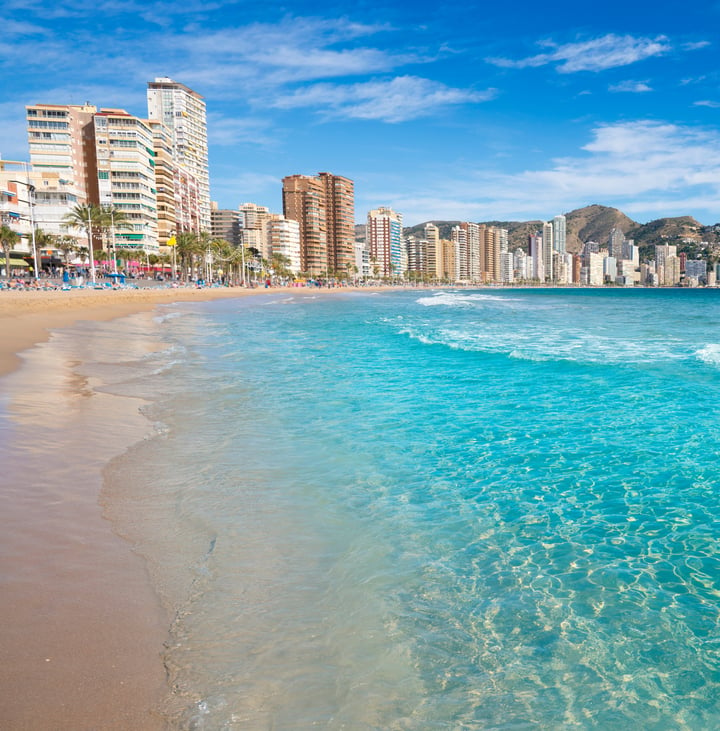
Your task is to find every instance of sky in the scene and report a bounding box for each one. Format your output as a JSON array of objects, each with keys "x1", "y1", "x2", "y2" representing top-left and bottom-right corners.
[{"x1": 1, "y1": 0, "x2": 719, "y2": 226}]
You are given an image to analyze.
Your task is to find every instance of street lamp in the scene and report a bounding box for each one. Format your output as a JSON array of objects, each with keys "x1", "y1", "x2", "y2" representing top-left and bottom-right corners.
[
  {"x1": 7, "y1": 178, "x2": 40, "y2": 280},
  {"x1": 110, "y1": 208, "x2": 118, "y2": 275}
]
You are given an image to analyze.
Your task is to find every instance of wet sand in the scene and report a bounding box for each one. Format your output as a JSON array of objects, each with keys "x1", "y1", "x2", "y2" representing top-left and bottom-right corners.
[{"x1": 0, "y1": 284, "x2": 389, "y2": 729}]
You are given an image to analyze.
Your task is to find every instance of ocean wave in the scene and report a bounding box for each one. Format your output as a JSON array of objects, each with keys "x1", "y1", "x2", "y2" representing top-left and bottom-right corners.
[
  {"x1": 416, "y1": 291, "x2": 520, "y2": 308},
  {"x1": 400, "y1": 324, "x2": 685, "y2": 365},
  {"x1": 153, "y1": 310, "x2": 185, "y2": 323},
  {"x1": 695, "y1": 344, "x2": 720, "y2": 366}
]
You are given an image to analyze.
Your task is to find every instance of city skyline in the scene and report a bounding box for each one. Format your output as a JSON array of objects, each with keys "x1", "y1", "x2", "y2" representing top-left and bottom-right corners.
[{"x1": 1, "y1": 0, "x2": 719, "y2": 225}]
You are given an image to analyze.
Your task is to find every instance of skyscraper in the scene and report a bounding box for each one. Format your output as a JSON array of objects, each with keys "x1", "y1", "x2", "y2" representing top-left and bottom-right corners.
[
  {"x1": 451, "y1": 225, "x2": 468, "y2": 281},
  {"x1": 608, "y1": 228, "x2": 625, "y2": 259},
  {"x1": 424, "y1": 223, "x2": 441, "y2": 280},
  {"x1": 147, "y1": 78, "x2": 210, "y2": 232},
  {"x1": 367, "y1": 207, "x2": 403, "y2": 278},
  {"x1": 319, "y1": 172, "x2": 355, "y2": 275},
  {"x1": 542, "y1": 221, "x2": 554, "y2": 282},
  {"x1": 26, "y1": 103, "x2": 97, "y2": 237},
  {"x1": 94, "y1": 108, "x2": 158, "y2": 252},
  {"x1": 282, "y1": 172, "x2": 355, "y2": 276},
  {"x1": 553, "y1": 215, "x2": 567, "y2": 254},
  {"x1": 282, "y1": 175, "x2": 326, "y2": 274}
]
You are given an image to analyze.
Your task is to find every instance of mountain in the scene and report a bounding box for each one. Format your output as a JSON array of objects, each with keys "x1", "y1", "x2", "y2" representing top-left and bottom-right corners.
[
  {"x1": 564, "y1": 205, "x2": 637, "y2": 252},
  {"x1": 402, "y1": 206, "x2": 720, "y2": 254},
  {"x1": 627, "y1": 216, "x2": 706, "y2": 245}
]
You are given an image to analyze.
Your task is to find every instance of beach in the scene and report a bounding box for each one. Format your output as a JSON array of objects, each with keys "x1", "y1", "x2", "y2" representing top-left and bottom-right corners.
[
  {"x1": 5, "y1": 286, "x2": 720, "y2": 728},
  {"x1": 0, "y1": 284, "x2": 347, "y2": 729}
]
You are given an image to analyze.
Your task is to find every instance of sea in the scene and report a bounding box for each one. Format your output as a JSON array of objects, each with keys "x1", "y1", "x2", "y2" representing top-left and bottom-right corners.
[{"x1": 64, "y1": 288, "x2": 720, "y2": 728}]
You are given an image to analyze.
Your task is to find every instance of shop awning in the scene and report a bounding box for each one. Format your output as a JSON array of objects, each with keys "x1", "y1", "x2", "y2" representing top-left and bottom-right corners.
[{"x1": 0, "y1": 257, "x2": 30, "y2": 268}]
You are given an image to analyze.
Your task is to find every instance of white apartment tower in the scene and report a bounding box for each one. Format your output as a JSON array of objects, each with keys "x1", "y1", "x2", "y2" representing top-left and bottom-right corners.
[
  {"x1": 553, "y1": 215, "x2": 567, "y2": 254},
  {"x1": 367, "y1": 207, "x2": 403, "y2": 278},
  {"x1": 25, "y1": 103, "x2": 97, "y2": 237},
  {"x1": 147, "y1": 78, "x2": 210, "y2": 232},
  {"x1": 542, "y1": 221, "x2": 553, "y2": 282},
  {"x1": 94, "y1": 108, "x2": 158, "y2": 252},
  {"x1": 267, "y1": 216, "x2": 301, "y2": 274}
]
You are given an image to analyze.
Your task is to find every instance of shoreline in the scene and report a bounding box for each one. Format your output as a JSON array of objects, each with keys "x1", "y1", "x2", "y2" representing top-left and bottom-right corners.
[
  {"x1": 0, "y1": 283, "x2": 395, "y2": 728},
  {"x1": 0, "y1": 284, "x2": 340, "y2": 378}
]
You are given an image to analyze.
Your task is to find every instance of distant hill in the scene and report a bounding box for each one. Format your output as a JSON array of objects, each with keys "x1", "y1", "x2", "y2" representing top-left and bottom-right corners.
[
  {"x1": 627, "y1": 216, "x2": 706, "y2": 245},
  {"x1": 564, "y1": 205, "x2": 637, "y2": 252},
  {"x1": 403, "y1": 221, "x2": 462, "y2": 240},
  {"x1": 402, "y1": 205, "x2": 720, "y2": 255}
]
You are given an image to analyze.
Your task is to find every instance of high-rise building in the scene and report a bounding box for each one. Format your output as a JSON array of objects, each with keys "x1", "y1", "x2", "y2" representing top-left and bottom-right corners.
[
  {"x1": 530, "y1": 233, "x2": 544, "y2": 282},
  {"x1": 282, "y1": 176, "x2": 326, "y2": 274},
  {"x1": 542, "y1": 221, "x2": 554, "y2": 281},
  {"x1": 451, "y1": 225, "x2": 468, "y2": 281},
  {"x1": 424, "y1": 223, "x2": 442, "y2": 280},
  {"x1": 26, "y1": 103, "x2": 97, "y2": 238},
  {"x1": 439, "y1": 239, "x2": 456, "y2": 281},
  {"x1": 319, "y1": 172, "x2": 355, "y2": 275},
  {"x1": 282, "y1": 173, "x2": 355, "y2": 276},
  {"x1": 367, "y1": 206, "x2": 402, "y2": 278},
  {"x1": 553, "y1": 215, "x2": 566, "y2": 253},
  {"x1": 148, "y1": 119, "x2": 176, "y2": 248},
  {"x1": 484, "y1": 226, "x2": 504, "y2": 283},
  {"x1": 267, "y1": 216, "x2": 301, "y2": 273},
  {"x1": 147, "y1": 78, "x2": 210, "y2": 232},
  {"x1": 238, "y1": 202, "x2": 272, "y2": 256},
  {"x1": 210, "y1": 202, "x2": 241, "y2": 246},
  {"x1": 93, "y1": 108, "x2": 158, "y2": 252},
  {"x1": 608, "y1": 228, "x2": 625, "y2": 259}
]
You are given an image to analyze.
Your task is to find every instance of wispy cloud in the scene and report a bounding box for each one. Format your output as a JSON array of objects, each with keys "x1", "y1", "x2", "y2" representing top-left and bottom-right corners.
[
  {"x1": 682, "y1": 41, "x2": 711, "y2": 51},
  {"x1": 694, "y1": 100, "x2": 720, "y2": 108},
  {"x1": 271, "y1": 76, "x2": 496, "y2": 123},
  {"x1": 374, "y1": 120, "x2": 720, "y2": 224},
  {"x1": 207, "y1": 115, "x2": 277, "y2": 147},
  {"x1": 164, "y1": 17, "x2": 410, "y2": 88},
  {"x1": 487, "y1": 34, "x2": 670, "y2": 73},
  {"x1": 609, "y1": 80, "x2": 653, "y2": 93}
]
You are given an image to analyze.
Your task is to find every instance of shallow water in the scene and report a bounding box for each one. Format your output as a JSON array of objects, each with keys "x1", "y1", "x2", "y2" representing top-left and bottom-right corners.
[
  {"x1": 0, "y1": 312, "x2": 168, "y2": 729},
  {"x1": 104, "y1": 288, "x2": 720, "y2": 729}
]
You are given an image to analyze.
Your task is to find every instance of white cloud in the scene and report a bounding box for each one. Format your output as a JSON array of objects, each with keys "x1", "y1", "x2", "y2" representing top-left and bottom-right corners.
[
  {"x1": 694, "y1": 100, "x2": 720, "y2": 108},
  {"x1": 370, "y1": 120, "x2": 720, "y2": 224},
  {"x1": 207, "y1": 115, "x2": 277, "y2": 147},
  {"x1": 609, "y1": 80, "x2": 653, "y2": 93},
  {"x1": 271, "y1": 76, "x2": 495, "y2": 122},
  {"x1": 164, "y1": 17, "x2": 411, "y2": 87},
  {"x1": 682, "y1": 41, "x2": 711, "y2": 51},
  {"x1": 487, "y1": 34, "x2": 670, "y2": 73}
]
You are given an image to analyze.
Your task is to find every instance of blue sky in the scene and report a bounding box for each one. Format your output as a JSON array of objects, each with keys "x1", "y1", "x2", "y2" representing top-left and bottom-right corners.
[{"x1": 2, "y1": 0, "x2": 719, "y2": 225}]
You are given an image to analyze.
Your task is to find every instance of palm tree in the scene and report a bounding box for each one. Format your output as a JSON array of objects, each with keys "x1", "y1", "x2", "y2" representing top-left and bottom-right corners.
[
  {"x1": 270, "y1": 252, "x2": 293, "y2": 282},
  {"x1": 175, "y1": 232, "x2": 199, "y2": 281},
  {"x1": 55, "y1": 235, "x2": 78, "y2": 269},
  {"x1": 207, "y1": 238, "x2": 233, "y2": 283},
  {"x1": 0, "y1": 224, "x2": 19, "y2": 280},
  {"x1": 62, "y1": 203, "x2": 102, "y2": 283},
  {"x1": 33, "y1": 229, "x2": 58, "y2": 277},
  {"x1": 96, "y1": 205, "x2": 131, "y2": 273}
]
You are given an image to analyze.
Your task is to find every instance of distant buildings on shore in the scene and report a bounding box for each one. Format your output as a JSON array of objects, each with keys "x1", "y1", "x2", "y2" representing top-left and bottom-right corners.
[{"x1": 0, "y1": 77, "x2": 715, "y2": 285}]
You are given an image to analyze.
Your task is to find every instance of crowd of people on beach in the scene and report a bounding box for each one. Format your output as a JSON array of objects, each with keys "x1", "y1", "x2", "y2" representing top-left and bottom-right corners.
[{"x1": 0, "y1": 270, "x2": 392, "y2": 293}]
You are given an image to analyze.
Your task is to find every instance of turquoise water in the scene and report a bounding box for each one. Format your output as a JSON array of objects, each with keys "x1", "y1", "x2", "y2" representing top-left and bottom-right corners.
[{"x1": 106, "y1": 288, "x2": 720, "y2": 729}]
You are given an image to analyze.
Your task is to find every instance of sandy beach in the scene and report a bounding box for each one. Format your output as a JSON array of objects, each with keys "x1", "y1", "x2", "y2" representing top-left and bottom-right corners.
[
  {"x1": 0, "y1": 284, "x2": 371, "y2": 729},
  {"x1": 0, "y1": 285, "x2": 291, "y2": 378}
]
